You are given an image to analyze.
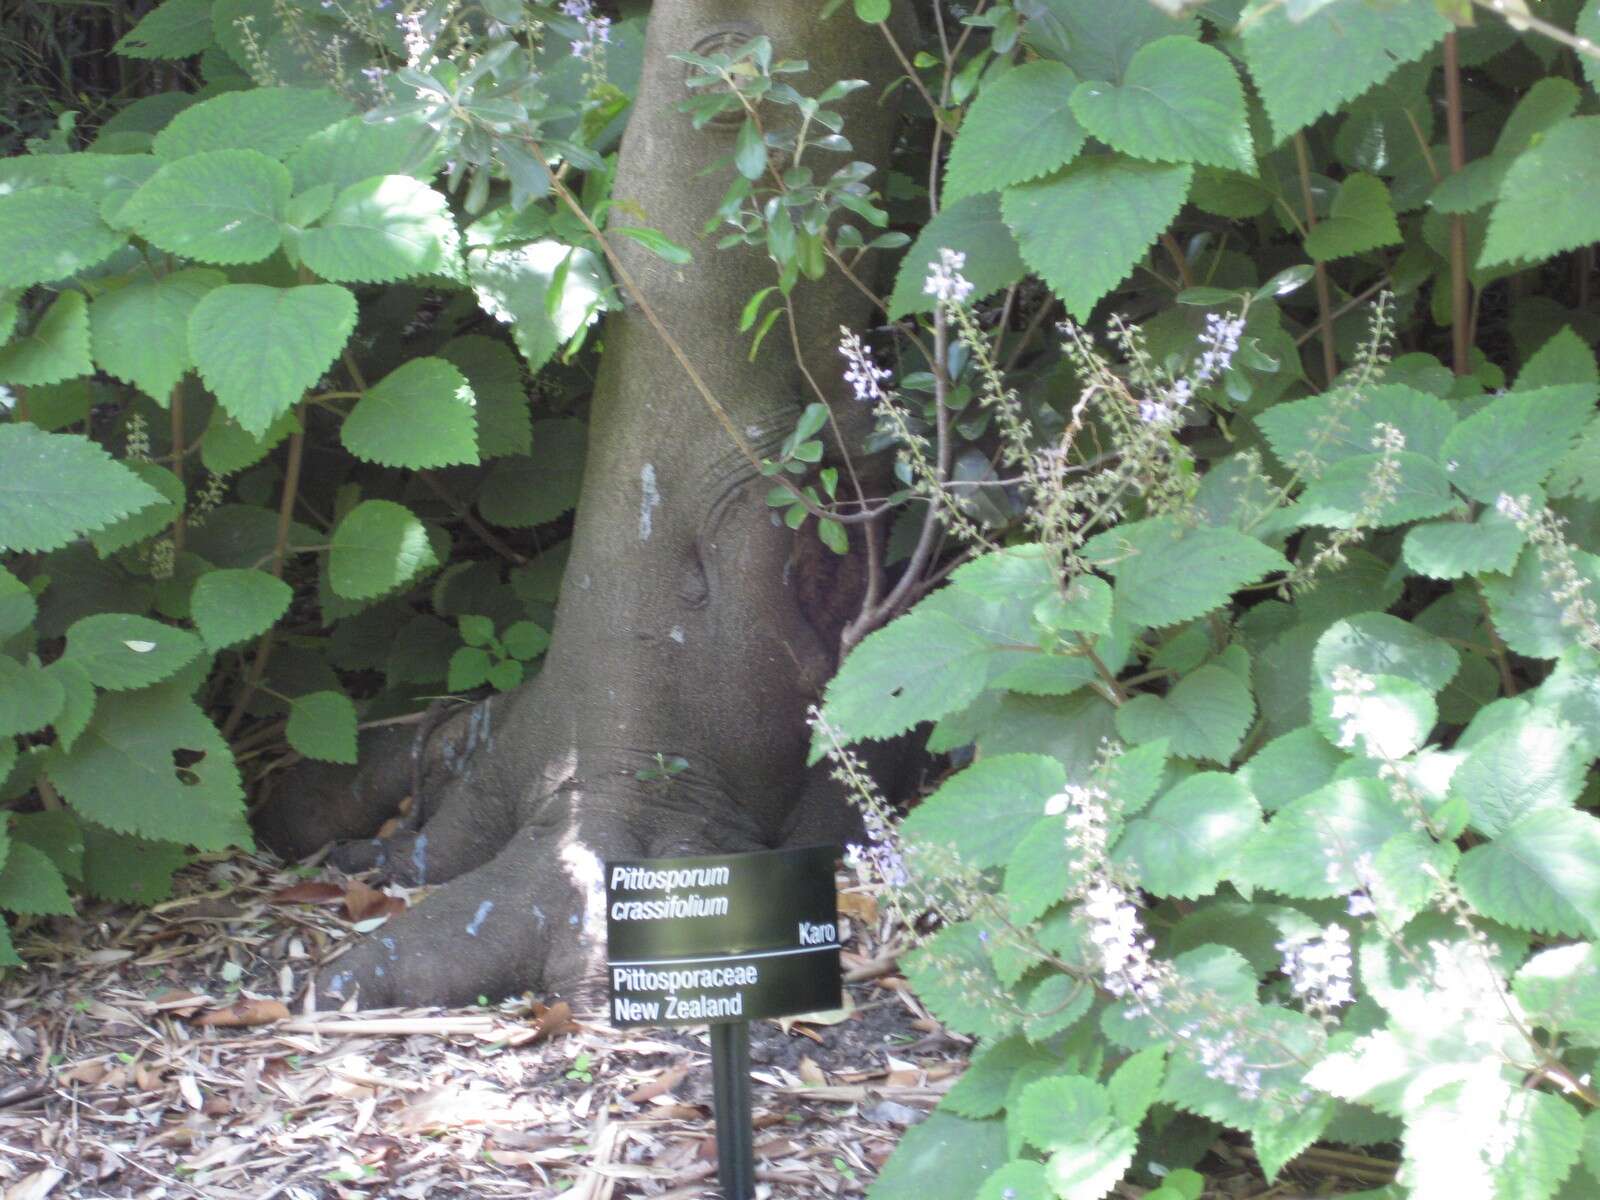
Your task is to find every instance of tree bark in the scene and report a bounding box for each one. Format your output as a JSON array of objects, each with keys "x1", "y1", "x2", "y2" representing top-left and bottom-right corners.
[{"x1": 258, "y1": 0, "x2": 907, "y2": 1010}]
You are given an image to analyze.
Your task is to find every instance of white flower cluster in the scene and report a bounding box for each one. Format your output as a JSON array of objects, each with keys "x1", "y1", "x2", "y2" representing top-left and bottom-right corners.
[
  {"x1": 396, "y1": 10, "x2": 428, "y2": 68},
  {"x1": 924, "y1": 247, "x2": 974, "y2": 306},
  {"x1": 1495, "y1": 492, "x2": 1600, "y2": 651},
  {"x1": 1327, "y1": 663, "x2": 1377, "y2": 753},
  {"x1": 561, "y1": 0, "x2": 611, "y2": 58},
  {"x1": 838, "y1": 326, "x2": 892, "y2": 404},
  {"x1": 1277, "y1": 923, "x2": 1355, "y2": 1020},
  {"x1": 1193, "y1": 312, "x2": 1245, "y2": 386}
]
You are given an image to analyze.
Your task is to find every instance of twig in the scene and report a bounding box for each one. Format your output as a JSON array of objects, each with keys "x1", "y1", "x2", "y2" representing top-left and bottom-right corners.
[{"x1": 1294, "y1": 132, "x2": 1338, "y2": 385}]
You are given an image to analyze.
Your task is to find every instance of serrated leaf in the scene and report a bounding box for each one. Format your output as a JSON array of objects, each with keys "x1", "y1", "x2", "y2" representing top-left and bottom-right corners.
[
  {"x1": 1044, "y1": 1124, "x2": 1138, "y2": 1200},
  {"x1": 1482, "y1": 546, "x2": 1600, "y2": 660},
  {"x1": 1107, "y1": 1045, "x2": 1166, "y2": 1129},
  {"x1": 1403, "y1": 509, "x2": 1525, "y2": 579},
  {"x1": 1256, "y1": 383, "x2": 1455, "y2": 474},
  {"x1": 342, "y1": 356, "x2": 478, "y2": 468},
  {"x1": 153, "y1": 86, "x2": 352, "y2": 160},
  {"x1": 474, "y1": 417, "x2": 588, "y2": 527},
  {"x1": 1013, "y1": 1075, "x2": 1112, "y2": 1153},
  {"x1": 1304, "y1": 173, "x2": 1400, "y2": 261},
  {"x1": 115, "y1": 0, "x2": 214, "y2": 59},
  {"x1": 0, "y1": 565, "x2": 36, "y2": 640},
  {"x1": 11, "y1": 810, "x2": 84, "y2": 881},
  {"x1": 1484, "y1": 118, "x2": 1600, "y2": 268},
  {"x1": 1515, "y1": 943, "x2": 1600, "y2": 1048},
  {"x1": 287, "y1": 112, "x2": 442, "y2": 194},
  {"x1": 502, "y1": 620, "x2": 549, "y2": 659},
  {"x1": 300, "y1": 175, "x2": 461, "y2": 283},
  {"x1": 486, "y1": 657, "x2": 524, "y2": 691},
  {"x1": 1114, "y1": 771, "x2": 1259, "y2": 897},
  {"x1": 1006, "y1": 817, "x2": 1072, "y2": 925},
  {"x1": 1002, "y1": 155, "x2": 1192, "y2": 320},
  {"x1": 89, "y1": 267, "x2": 225, "y2": 401},
  {"x1": 190, "y1": 568, "x2": 292, "y2": 651},
  {"x1": 1239, "y1": 776, "x2": 1407, "y2": 897},
  {"x1": 976, "y1": 1162, "x2": 1050, "y2": 1200},
  {"x1": 1293, "y1": 451, "x2": 1454, "y2": 530},
  {"x1": 0, "y1": 290, "x2": 93, "y2": 387},
  {"x1": 286, "y1": 690, "x2": 357, "y2": 764},
  {"x1": 941, "y1": 1037, "x2": 1039, "y2": 1118},
  {"x1": 1023, "y1": 974, "x2": 1092, "y2": 1041},
  {"x1": 467, "y1": 241, "x2": 607, "y2": 372},
  {"x1": 329, "y1": 499, "x2": 439, "y2": 599},
  {"x1": 1240, "y1": 0, "x2": 1449, "y2": 141},
  {"x1": 1439, "y1": 386, "x2": 1595, "y2": 503},
  {"x1": 1020, "y1": 0, "x2": 1195, "y2": 82},
  {"x1": 1081, "y1": 516, "x2": 1287, "y2": 629},
  {"x1": 1240, "y1": 725, "x2": 1346, "y2": 813},
  {"x1": 901, "y1": 754, "x2": 1066, "y2": 869},
  {"x1": 1533, "y1": 648, "x2": 1600, "y2": 758},
  {"x1": 200, "y1": 406, "x2": 299, "y2": 476},
  {"x1": 122, "y1": 149, "x2": 289, "y2": 263},
  {"x1": 1313, "y1": 613, "x2": 1460, "y2": 695},
  {"x1": 0, "y1": 656, "x2": 64, "y2": 738},
  {"x1": 88, "y1": 460, "x2": 180, "y2": 554},
  {"x1": 438, "y1": 335, "x2": 531, "y2": 459},
  {"x1": 886, "y1": 193, "x2": 1027, "y2": 319},
  {"x1": 0, "y1": 921, "x2": 18, "y2": 967},
  {"x1": 0, "y1": 842, "x2": 72, "y2": 916},
  {"x1": 1403, "y1": 1076, "x2": 1581, "y2": 1200},
  {"x1": 1459, "y1": 808, "x2": 1600, "y2": 938},
  {"x1": 190, "y1": 283, "x2": 356, "y2": 433},
  {"x1": 0, "y1": 424, "x2": 165, "y2": 553},
  {"x1": 81, "y1": 825, "x2": 189, "y2": 902},
  {"x1": 1312, "y1": 672, "x2": 1436, "y2": 760},
  {"x1": 0, "y1": 186, "x2": 124, "y2": 287},
  {"x1": 1116, "y1": 666, "x2": 1254, "y2": 765},
  {"x1": 945, "y1": 61, "x2": 1086, "y2": 205},
  {"x1": 902, "y1": 922, "x2": 1015, "y2": 1039},
  {"x1": 868, "y1": 1112, "x2": 1008, "y2": 1200},
  {"x1": 1451, "y1": 712, "x2": 1586, "y2": 838},
  {"x1": 61, "y1": 613, "x2": 203, "y2": 690},
  {"x1": 46, "y1": 683, "x2": 248, "y2": 850},
  {"x1": 1069, "y1": 37, "x2": 1251, "y2": 172},
  {"x1": 45, "y1": 660, "x2": 95, "y2": 752},
  {"x1": 447, "y1": 646, "x2": 492, "y2": 691}
]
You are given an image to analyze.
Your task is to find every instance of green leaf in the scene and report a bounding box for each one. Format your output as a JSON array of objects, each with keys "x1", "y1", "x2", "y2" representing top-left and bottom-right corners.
[
  {"x1": 437, "y1": 336, "x2": 531, "y2": 460},
  {"x1": 81, "y1": 826, "x2": 189, "y2": 902},
  {"x1": 902, "y1": 923, "x2": 1016, "y2": 1039},
  {"x1": 1113, "y1": 771, "x2": 1259, "y2": 897},
  {"x1": 45, "y1": 660, "x2": 96, "y2": 752},
  {"x1": 0, "y1": 921, "x2": 17, "y2": 968},
  {"x1": 1240, "y1": 0, "x2": 1449, "y2": 141},
  {"x1": 1482, "y1": 546, "x2": 1600, "y2": 660},
  {"x1": 1023, "y1": 974, "x2": 1092, "y2": 1041},
  {"x1": 502, "y1": 620, "x2": 550, "y2": 660},
  {"x1": 1002, "y1": 156, "x2": 1192, "y2": 320},
  {"x1": 886, "y1": 193, "x2": 1027, "y2": 319},
  {"x1": 0, "y1": 424, "x2": 164, "y2": 553},
  {"x1": 1069, "y1": 38, "x2": 1252, "y2": 172},
  {"x1": 467, "y1": 241, "x2": 607, "y2": 372},
  {"x1": 1240, "y1": 726, "x2": 1346, "y2": 813},
  {"x1": 89, "y1": 267, "x2": 225, "y2": 401},
  {"x1": 944, "y1": 61, "x2": 1087, "y2": 205},
  {"x1": 1255, "y1": 383, "x2": 1455, "y2": 473},
  {"x1": 474, "y1": 418, "x2": 588, "y2": 527},
  {"x1": 1311, "y1": 672, "x2": 1436, "y2": 760},
  {"x1": 0, "y1": 842, "x2": 72, "y2": 916},
  {"x1": 1107, "y1": 1046, "x2": 1166, "y2": 1129},
  {"x1": 287, "y1": 111, "x2": 440, "y2": 194},
  {"x1": 1239, "y1": 776, "x2": 1408, "y2": 898},
  {"x1": 329, "y1": 500, "x2": 439, "y2": 600},
  {"x1": 941, "y1": 1037, "x2": 1038, "y2": 1119},
  {"x1": 1005, "y1": 818, "x2": 1071, "y2": 925},
  {"x1": 1081, "y1": 517, "x2": 1288, "y2": 629},
  {"x1": 11, "y1": 809, "x2": 84, "y2": 881},
  {"x1": 0, "y1": 656, "x2": 64, "y2": 738},
  {"x1": 1304, "y1": 174, "x2": 1400, "y2": 261},
  {"x1": 1439, "y1": 386, "x2": 1595, "y2": 503},
  {"x1": 1020, "y1": 0, "x2": 1195, "y2": 82},
  {"x1": 1403, "y1": 509, "x2": 1525, "y2": 579},
  {"x1": 190, "y1": 568, "x2": 292, "y2": 651},
  {"x1": 1451, "y1": 712, "x2": 1588, "y2": 838},
  {"x1": 300, "y1": 175, "x2": 461, "y2": 283},
  {"x1": 0, "y1": 186, "x2": 123, "y2": 287},
  {"x1": 189, "y1": 283, "x2": 357, "y2": 434},
  {"x1": 343, "y1": 357, "x2": 478, "y2": 468},
  {"x1": 1293, "y1": 452, "x2": 1455, "y2": 530},
  {"x1": 61, "y1": 613, "x2": 204, "y2": 691},
  {"x1": 867, "y1": 1113, "x2": 1008, "y2": 1200},
  {"x1": 153, "y1": 86, "x2": 353, "y2": 160},
  {"x1": 611, "y1": 225, "x2": 693, "y2": 266},
  {"x1": 734, "y1": 118, "x2": 767, "y2": 181},
  {"x1": 121, "y1": 149, "x2": 290, "y2": 264},
  {"x1": 46, "y1": 683, "x2": 249, "y2": 851},
  {"x1": 87, "y1": 461, "x2": 182, "y2": 555},
  {"x1": 1515, "y1": 943, "x2": 1600, "y2": 1048},
  {"x1": 200, "y1": 407, "x2": 299, "y2": 476},
  {"x1": 1459, "y1": 808, "x2": 1600, "y2": 938},
  {"x1": 448, "y1": 646, "x2": 493, "y2": 691},
  {"x1": 1403, "y1": 1077, "x2": 1582, "y2": 1200},
  {"x1": 115, "y1": 0, "x2": 215, "y2": 58},
  {"x1": 0, "y1": 565, "x2": 36, "y2": 640},
  {"x1": 901, "y1": 754, "x2": 1066, "y2": 869},
  {"x1": 459, "y1": 614, "x2": 495, "y2": 647},
  {"x1": 1312, "y1": 613, "x2": 1460, "y2": 695},
  {"x1": 286, "y1": 690, "x2": 357, "y2": 764},
  {"x1": 487, "y1": 658, "x2": 524, "y2": 691},
  {"x1": 976, "y1": 1162, "x2": 1050, "y2": 1200},
  {"x1": 1116, "y1": 665, "x2": 1254, "y2": 765},
  {"x1": 0, "y1": 291, "x2": 93, "y2": 387},
  {"x1": 1013, "y1": 1075, "x2": 1112, "y2": 1154},
  {"x1": 854, "y1": 0, "x2": 890, "y2": 19},
  {"x1": 1484, "y1": 118, "x2": 1600, "y2": 268},
  {"x1": 1044, "y1": 1125, "x2": 1138, "y2": 1200}
]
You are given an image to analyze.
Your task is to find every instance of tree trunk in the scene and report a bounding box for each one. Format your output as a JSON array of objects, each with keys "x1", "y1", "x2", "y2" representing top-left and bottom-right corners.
[{"x1": 259, "y1": 0, "x2": 907, "y2": 1010}]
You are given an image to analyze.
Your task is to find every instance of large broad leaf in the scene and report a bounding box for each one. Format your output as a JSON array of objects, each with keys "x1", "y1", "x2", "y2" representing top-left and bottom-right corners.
[
  {"x1": 944, "y1": 61, "x2": 1086, "y2": 205},
  {"x1": 1403, "y1": 1076, "x2": 1582, "y2": 1200},
  {"x1": 286, "y1": 690, "x2": 358, "y2": 764},
  {"x1": 900, "y1": 754, "x2": 1065, "y2": 869},
  {"x1": 467, "y1": 241, "x2": 607, "y2": 372},
  {"x1": 886, "y1": 193, "x2": 1027, "y2": 318},
  {"x1": 1483, "y1": 118, "x2": 1600, "y2": 268},
  {"x1": 1013, "y1": 1075, "x2": 1116, "y2": 1155},
  {"x1": 342, "y1": 357, "x2": 478, "y2": 468},
  {"x1": 0, "y1": 186, "x2": 123, "y2": 287},
  {"x1": 1240, "y1": 726, "x2": 1347, "y2": 813},
  {"x1": 0, "y1": 565, "x2": 35, "y2": 640},
  {"x1": 1304, "y1": 173, "x2": 1401, "y2": 261},
  {"x1": 0, "y1": 291, "x2": 93, "y2": 387},
  {"x1": 152, "y1": 86, "x2": 353, "y2": 160},
  {"x1": 1240, "y1": 0, "x2": 1449, "y2": 142},
  {"x1": 81, "y1": 826, "x2": 190, "y2": 903},
  {"x1": 0, "y1": 424, "x2": 164, "y2": 553},
  {"x1": 438, "y1": 335, "x2": 531, "y2": 459},
  {"x1": 1255, "y1": 382, "x2": 1455, "y2": 473},
  {"x1": 1311, "y1": 672, "x2": 1437, "y2": 760},
  {"x1": 1403, "y1": 509, "x2": 1525, "y2": 580},
  {"x1": 88, "y1": 267, "x2": 225, "y2": 401},
  {"x1": 1019, "y1": 0, "x2": 1196, "y2": 83},
  {"x1": 1312, "y1": 613, "x2": 1460, "y2": 695},
  {"x1": 474, "y1": 418, "x2": 588, "y2": 526},
  {"x1": 87, "y1": 461, "x2": 182, "y2": 556},
  {"x1": 1081, "y1": 516, "x2": 1287, "y2": 629},
  {"x1": 901, "y1": 922, "x2": 1017, "y2": 1039},
  {"x1": 1459, "y1": 808, "x2": 1600, "y2": 938},
  {"x1": 1113, "y1": 771, "x2": 1259, "y2": 898},
  {"x1": 114, "y1": 0, "x2": 215, "y2": 58},
  {"x1": 867, "y1": 1112, "x2": 1008, "y2": 1200},
  {"x1": 1450, "y1": 712, "x2": 1588, "y2": 838},
  {"x1": 121, "y1": 148, "x2": 290, "y2": 264},
  {"x1": 1482, "y1": 546, "x2": 1600, "y2": 660},
  {"x1": 1515, "y1": 943, "x2": 1600, "y2": 1048},
  {"x1": 299, "y1": 175, "x2": 462, "y2": 283},
  {"x1": 1069, "y1": 37, "x2": 1252, "y2": 172},
  {"x1": 0, "y1": 842, "x2": 73, "y2": 916},
  {"x1": 0, "y1": 656, "x2": 64, "y2": 738},
  {"x1": 1438, "y1": 386, "x2": 1595, "y2": 503},
  {"x1": 287, "y1": 112, "x2": 443, "y2": 193},
  {"x1": 329, "y1": 500, "x2": 439, "y2": 600},
  {"x1": 190, "y1": 568, "x2": 292, "y2": 651},
  {"x1": 46, "y1": 683, "x2": 250, "y2": 851},
  {"x1": 189, "y1": 283, "x2": 357, "y2": 433},
  {"x1": 1238, "y1": 777, "x2": 1408, "y2": 898},
  {"x1": 1002, "y1": 155, "x2": 1192, "y2": 320},
  {"x1": 1293, "y1": 452, "x2": 1455, "y2": 530},
  {"x1": 1115, "y1": 663, "x2": 1254, "y2": 764},
  {"x1": 61, "y1": 612, "x2": 204, "y2": 691}
]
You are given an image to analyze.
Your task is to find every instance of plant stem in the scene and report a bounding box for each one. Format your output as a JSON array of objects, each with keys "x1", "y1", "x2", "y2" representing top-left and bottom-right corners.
[
  {"x1": 1294, "y1": 133, "x2": 1339, "y2": 386},
  {"x1": 417, "y1": 470, "x2": 527, "y2": 565},
  {"x1": 169, "y1": 383, "x2": 186, "y2": 552},
  {"x1": 1443, "y1": 32, "x2": 1471, "y2": 376}
]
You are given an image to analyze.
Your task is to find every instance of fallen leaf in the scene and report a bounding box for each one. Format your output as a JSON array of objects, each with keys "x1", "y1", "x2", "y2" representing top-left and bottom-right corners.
[
  {"x1": 508, "y1": 1000, "x2": 575, "y2": 1046},
  {"x1": 344, "y1": 880, "x2": 405, "y2": 922},
  {"x1": 838, "y1": 892, "x2": 878, "y2": 923},
  {"x1": 4, "y1": 1168, "x2": 65, "y2": 1200},
  {"x1": 269, "y1": 881, "x2": 347, "y2": 905},
  {"x1": 797, "y1": 1056, "x2": 827, "y2": 1086},
  {"x1": 625, "y1": 1065, "x2": 688, "y2": 1104},
  {"x1": 194, "y1": 997, "x2": 291, "y2": 1028},
  {"x1": 150, "y1": 990, "x2": 212, "y2": 1015},
  {"x1": 58, "y1": 1060, "x2": 108, "y2": 1086}
]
